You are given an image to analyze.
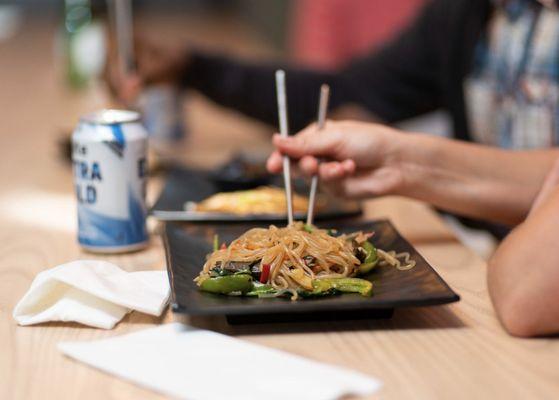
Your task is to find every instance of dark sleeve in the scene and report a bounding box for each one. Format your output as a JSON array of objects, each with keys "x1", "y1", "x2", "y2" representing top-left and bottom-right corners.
[{"x1": 181, "y1": 0, "x2": 446, "y2": 132}]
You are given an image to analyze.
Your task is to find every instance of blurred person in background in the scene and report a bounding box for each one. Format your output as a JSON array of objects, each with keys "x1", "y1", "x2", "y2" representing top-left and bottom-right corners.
[
  {"x1": 110, "y1": 0, "x2": 559, "y2": 148},
  {"x1": 289, "y1": 0, "x2": 426, "y2": 70},
  {"x1": 108, "y1": 0, "x2": 559, "y2": 235},
  {"x1": 265, "y1": 120, "x2": 559, "y2": 338}
]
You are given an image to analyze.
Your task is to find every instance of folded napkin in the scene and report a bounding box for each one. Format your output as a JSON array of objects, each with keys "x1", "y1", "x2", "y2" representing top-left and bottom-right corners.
[
  {"x1": 13, "y1": 260, "x2": 170, "y2": 329},
  {"x1": 59, "y1": 323, "x2": 381, "y2": 400}
]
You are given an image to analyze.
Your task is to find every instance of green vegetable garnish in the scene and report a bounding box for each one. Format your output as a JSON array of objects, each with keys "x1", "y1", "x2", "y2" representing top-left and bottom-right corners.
[
  {"x1": 311, "y1": 277, "x2": 373, "y2": 296},
  {"x1": 213, "y1": 234, "x2": 219, "y2": 251},
  {"x1": 358, "y1": 241, "x2": 378, "y2": 275},
  {"x1": 303, "y1": 224, "x2": 314, "y2": 233},
  {"x1": 200, "y1": 275, "x2": 253, "y2": 295}
]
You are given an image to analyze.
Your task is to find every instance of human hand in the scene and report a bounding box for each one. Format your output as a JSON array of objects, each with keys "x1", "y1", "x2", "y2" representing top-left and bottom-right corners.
[
  {"x1": 104, "y1": 35, "x2": 188, "y2": 106},
  {"x1": 266, "y1": 120, "x2": 405, "y2": 199}
]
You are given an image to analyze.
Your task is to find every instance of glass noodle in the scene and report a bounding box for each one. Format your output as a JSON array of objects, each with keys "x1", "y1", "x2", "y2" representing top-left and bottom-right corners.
[{"x1": 198, "y1": 222, "x2": 415, "y2": 300}]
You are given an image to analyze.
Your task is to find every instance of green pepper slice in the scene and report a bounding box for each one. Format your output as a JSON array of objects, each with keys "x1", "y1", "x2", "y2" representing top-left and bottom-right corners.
[
  {"x1": 312, "y1": 277, "x2": 373, "y2": 296},
  {"x1": 199, "y1": 274, "x2": 253, "y2": 295},
  {"x1": 358, "y1": 241, "x2": 378, "y2": 275}
]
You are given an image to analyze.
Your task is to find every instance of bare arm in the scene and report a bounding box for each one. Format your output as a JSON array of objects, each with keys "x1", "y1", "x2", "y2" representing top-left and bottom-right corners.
[
  {"x1": 394, "y1": 134, "x2": 559, "y2": 225},
  {"x1": 267, "y1": 121, "x2": 559, "y2": 225},
  {"x1": 488, "y1": 160, "x2": 559, "y2": 337}
]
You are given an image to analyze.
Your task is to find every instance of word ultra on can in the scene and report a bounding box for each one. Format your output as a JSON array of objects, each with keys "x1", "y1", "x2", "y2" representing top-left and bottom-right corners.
[{"x1": 72, "y1": 109, "x2": 148, "y2": 253}]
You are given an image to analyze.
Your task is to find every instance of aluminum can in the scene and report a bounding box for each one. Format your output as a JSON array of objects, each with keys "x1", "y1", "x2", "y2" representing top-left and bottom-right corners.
[{"x1": 72, "y1": 109, "x2": 148, "y2": 252}]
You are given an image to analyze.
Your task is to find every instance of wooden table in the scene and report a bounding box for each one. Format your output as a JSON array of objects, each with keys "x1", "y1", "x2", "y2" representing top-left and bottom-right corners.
[{"x1": 1, "y1": 16, "x2": 558, "y2": 400}]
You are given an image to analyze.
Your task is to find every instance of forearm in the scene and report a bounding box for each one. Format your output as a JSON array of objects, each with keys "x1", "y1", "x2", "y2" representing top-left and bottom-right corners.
[
  {"x1": 392, "y1": 133, "x2": 559, "y2": 225},
  {"x1": 181, "y1": 51, "x2": 338, "y2": 131},
  {"x1": 180, "y1": 20, "x2": 447, "y2": 131},
  {"x1": 487, "y1": 185, "x2": 559, "y2": 337}
]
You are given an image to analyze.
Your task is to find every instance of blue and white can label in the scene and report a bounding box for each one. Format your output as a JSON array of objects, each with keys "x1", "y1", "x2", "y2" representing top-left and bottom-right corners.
[{"x1": 72, "y1": 109, "x2": 148, "y2": 253}]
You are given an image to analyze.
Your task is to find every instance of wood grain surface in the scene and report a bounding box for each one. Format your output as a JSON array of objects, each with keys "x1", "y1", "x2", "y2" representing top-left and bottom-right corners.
[{"x1": 1, "y1": 14, "x2": 558, "y2": 400}]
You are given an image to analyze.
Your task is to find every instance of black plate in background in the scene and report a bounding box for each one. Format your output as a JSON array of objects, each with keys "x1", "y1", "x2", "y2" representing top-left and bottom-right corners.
[
  {"x1": 151, "y1": 167, "x2": 361, "y2": 222},
  {"x1": 208, "y1": 154, "x2": 272, "y2": 191},
  {"x1": 163, "y1": 220, "x2": 459, "y2": 321}
]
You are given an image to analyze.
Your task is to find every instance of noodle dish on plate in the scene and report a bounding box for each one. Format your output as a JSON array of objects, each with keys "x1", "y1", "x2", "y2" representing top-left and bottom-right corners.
[{"x1": 195, "y1": 222, "x2": 415, "y2": 300}]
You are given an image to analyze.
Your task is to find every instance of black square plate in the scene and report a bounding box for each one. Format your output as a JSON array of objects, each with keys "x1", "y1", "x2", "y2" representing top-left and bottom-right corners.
[
  {"x1": 151, "y1": 167, "x2": 361, "y2": 222},
  {"x1": 163, "y1": 220, "x2": 460, "y2": 322}
]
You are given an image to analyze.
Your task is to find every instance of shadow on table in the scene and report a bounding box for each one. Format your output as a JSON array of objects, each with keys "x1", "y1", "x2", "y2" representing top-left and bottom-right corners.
[{"x1": 179, "y1": 304, "x2": 466, "y2": 336}]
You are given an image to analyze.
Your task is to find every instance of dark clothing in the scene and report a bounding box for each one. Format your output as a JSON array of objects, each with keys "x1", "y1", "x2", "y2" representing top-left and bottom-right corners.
[{"x1": 182, "y1": 0, "x2": 493, "y2": 141}]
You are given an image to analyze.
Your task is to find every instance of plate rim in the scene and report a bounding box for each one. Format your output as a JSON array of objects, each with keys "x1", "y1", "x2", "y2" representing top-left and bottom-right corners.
[{"x1": 152, "y1": 208, "x2": 362, "y2": 222}]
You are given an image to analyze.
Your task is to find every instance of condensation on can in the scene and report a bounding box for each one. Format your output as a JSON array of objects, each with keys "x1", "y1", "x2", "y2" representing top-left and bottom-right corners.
[{"x1": 72, "y1": 109, "x2": 149, "y2": 253}]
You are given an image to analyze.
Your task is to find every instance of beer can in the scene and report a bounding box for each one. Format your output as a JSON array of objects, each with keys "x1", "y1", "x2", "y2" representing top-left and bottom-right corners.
[{"x1": 72, "y1": 109, "x2": 148, "y2": 253}]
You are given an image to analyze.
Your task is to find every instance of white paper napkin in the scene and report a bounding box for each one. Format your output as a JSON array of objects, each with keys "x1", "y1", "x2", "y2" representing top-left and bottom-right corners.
[
  {"x1": 58, "y1": 323, "x2": 382, "y2": 400},
  {"x1": 13, "y1": 260, "x2": 170, "y2": 329}
]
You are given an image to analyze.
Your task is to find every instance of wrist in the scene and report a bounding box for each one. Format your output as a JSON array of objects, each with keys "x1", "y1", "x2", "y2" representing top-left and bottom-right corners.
[{"x1": 387, "y1": 132, "x2": 436, "y2": 196}]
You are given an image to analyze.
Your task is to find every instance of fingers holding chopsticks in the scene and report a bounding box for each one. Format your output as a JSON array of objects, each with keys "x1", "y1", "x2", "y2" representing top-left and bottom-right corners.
[
  {"x1": 267, "y1": 151, "x2": 355, "y2": 180},
  {"x1": 272, "y1": 122, "x2": 345, "y2": 158},
  {"x1": 267, "y1": 119, "x2": 404, "y2": 200},
  {"x1": 266, "y1": 120, "x2": 356, "y2": 180}
]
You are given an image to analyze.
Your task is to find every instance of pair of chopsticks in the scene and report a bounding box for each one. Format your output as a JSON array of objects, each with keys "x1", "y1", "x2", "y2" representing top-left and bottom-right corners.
[{"x1": 275, "y1": 70, "x2": 330, "y2": 226}]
